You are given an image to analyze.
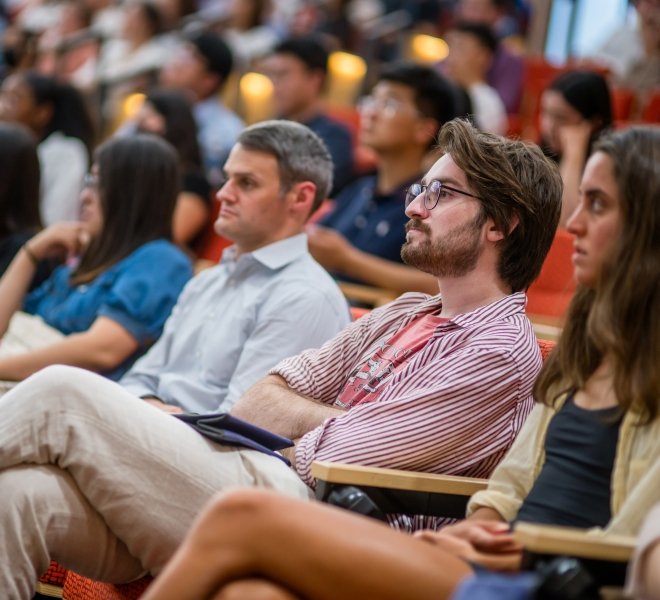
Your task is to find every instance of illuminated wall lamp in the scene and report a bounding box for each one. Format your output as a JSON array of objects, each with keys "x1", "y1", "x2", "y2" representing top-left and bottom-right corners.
[
  {"x1": 409, "y1": 34, "x2": 449, "y2": 64},
  {"x1": 239, "y1": 72, "x2": 274, "y2": 124},
  {"x1": 326, "y1": 51, "x2": 367, "y2": 107}
]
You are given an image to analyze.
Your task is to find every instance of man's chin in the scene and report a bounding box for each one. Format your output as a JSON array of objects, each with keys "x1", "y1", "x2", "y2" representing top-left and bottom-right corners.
[{"x1": 401, "y1": 245, "x2": 431, "y2": 274}]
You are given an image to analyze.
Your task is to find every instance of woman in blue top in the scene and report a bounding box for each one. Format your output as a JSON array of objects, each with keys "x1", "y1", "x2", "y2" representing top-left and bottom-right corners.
[{"x1": 0, "y1": 134, "x2": 192, "y2": 381}]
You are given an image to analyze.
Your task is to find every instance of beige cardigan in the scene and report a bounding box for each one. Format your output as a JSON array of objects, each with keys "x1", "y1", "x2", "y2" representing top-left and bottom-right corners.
[{"x1": 467, "y1": 395, "x2": 660, "y2": 536}]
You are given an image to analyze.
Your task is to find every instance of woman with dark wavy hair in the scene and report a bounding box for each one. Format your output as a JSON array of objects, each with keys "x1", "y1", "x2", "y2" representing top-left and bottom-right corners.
[
  {"x1": 0, "y1": 134, "x2": 192, "y2": 382},
  {"x1": 141, "y1": 125, "x2": 660, "y2": 600}
]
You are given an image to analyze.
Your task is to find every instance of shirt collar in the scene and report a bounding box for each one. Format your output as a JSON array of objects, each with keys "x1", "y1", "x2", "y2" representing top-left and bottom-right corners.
[
  {"x1": 411, "y1": 291, "x2": 527, "y2": 328},
  {"x1": 222, "y1": 233, "x2": 309, "y2": 271}
]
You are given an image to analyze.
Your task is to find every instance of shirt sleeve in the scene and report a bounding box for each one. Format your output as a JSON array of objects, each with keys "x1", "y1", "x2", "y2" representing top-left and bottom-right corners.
[
  {"x1": 270, "y1": 297, "x2": 413, "y2": 406},
  {"x1": 293, "y1": 344, "x2": 533, "y2": 487},
  {"x1": 222, "y1": 283, "x2": 351, "y2": 410},
  {"x1": 96, "y1": 243, "x2": 192, "y2": 346},
  {"x1": 606, "y1": 437, "x2": 660, "y2": 536}
]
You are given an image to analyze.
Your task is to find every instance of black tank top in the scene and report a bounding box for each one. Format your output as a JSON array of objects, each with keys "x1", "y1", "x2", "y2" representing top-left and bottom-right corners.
[{"x1": 515, "y1": 395, "x2": 622, "y2": 528}]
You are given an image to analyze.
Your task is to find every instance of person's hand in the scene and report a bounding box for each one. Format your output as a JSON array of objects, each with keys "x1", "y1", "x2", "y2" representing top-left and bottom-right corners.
[
  {"x1": 27, "y1": 222, "x2": 91, "y2": 262},
  {"x1": 142, "y1": 398, "x2": 184, "y2": 414},
  {"x1": 306, "y1": 225, "x2": 354, "y2": 273},
  {"x1": 429, "y1": 519, "x2": 522, "y2": 554},
  {"x1": 557, "y1": 121, "x2": 593, "y2": 158},
  {"x1": 415, "y1": 528, "x2": 523, "y2": 572}
]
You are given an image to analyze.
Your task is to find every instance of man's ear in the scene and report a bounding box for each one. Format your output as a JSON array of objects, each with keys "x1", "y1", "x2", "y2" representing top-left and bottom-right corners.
[
  {"x1": 288, "y1": 181, "x2": 317, "y2": 218},
  {"x1": 486, "y1": 214, "x2": 519, "y2": 242}
]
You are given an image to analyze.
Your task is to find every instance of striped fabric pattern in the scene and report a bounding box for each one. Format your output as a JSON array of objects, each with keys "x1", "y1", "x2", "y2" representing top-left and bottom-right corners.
[{"x1": 272, "y1": 292, "x2": 541, "y2": 494}]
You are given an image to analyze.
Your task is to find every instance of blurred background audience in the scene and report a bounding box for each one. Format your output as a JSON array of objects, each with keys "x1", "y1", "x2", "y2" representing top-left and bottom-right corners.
[{"x1": 0, "y1": 0, "x2": 656, "y2": 321}]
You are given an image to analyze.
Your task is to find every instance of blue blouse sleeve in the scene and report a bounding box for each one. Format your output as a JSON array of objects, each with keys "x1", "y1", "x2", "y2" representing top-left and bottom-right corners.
[{"x1": 96, "y1": 241, "x2": 192, "y2": 346}]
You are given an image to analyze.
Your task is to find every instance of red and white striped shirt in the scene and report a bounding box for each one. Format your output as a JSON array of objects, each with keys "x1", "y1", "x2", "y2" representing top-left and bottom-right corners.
[{"x1": 272, "y1": 292, "x2": 540, "y2": 498}]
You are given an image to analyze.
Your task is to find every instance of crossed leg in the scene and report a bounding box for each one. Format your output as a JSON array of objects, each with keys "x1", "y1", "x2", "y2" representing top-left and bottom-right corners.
[
  {"x1": 144, "y1": 489, "x2": 474, "y2": 600},
  {"x1": 0, "y1": 366, "x2": 311, "y2": 598}
]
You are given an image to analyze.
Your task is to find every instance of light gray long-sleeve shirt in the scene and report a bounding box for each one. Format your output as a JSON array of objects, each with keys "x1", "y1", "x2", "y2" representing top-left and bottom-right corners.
[{"x1": 120, "y1": 234, "x2": 350, "y2": 413}]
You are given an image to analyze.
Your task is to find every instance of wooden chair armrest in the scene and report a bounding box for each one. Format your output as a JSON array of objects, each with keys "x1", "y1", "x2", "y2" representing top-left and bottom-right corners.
[
  {"x1": 338, "y1": 282, "x2": 397, "y2": 308},
  {"x1": 514, "y1": 522, "x2": 636, "y2": 562},
  {"x1": 311, "y1": 461, "x2": 487, "y2": 496}
]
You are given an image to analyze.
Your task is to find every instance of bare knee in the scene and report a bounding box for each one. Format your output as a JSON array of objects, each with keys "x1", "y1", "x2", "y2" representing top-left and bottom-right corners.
[
  {"x1": 213, "y1": 579, "x2": 299, "y2": 600},
  {"x1": 200, "y1": 489, "x2": 290, "y2": 529}
]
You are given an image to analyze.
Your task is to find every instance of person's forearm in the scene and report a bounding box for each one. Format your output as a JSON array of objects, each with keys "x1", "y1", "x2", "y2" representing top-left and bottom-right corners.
[
  {"x1": 0, "y1": 247, "x2": 38, "y2": 337},
  {"x1": 559, "y1": 151, "x2": 586, "y2": 227},
  {"x1": 468, "y1": 507, "x2": 507, "y2": 522},
  {"x1": 342, "y1": 247, "x2": 439, "y2": 295},
  {"x1": 231, "y1": 375, "x2": 344, "y2": 439},
  {"x1": 0, "y1": 326, "x2": 137, "y2": 381}
]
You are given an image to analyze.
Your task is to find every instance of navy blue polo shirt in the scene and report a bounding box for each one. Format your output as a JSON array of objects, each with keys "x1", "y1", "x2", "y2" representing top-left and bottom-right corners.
[{"x1": 320, "y1": 173, "x2": 420, "y2": 266}]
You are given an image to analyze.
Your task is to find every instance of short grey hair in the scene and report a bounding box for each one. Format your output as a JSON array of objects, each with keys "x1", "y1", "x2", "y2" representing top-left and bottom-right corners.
[{"x1": 237, "y1": 120, "x2": 334, "y2": 212}]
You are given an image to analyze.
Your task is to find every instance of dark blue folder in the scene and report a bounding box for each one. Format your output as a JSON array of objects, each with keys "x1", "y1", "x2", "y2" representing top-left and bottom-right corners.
[{"x1": 175, "y1": 412, "x2": 294, "y2": 465}]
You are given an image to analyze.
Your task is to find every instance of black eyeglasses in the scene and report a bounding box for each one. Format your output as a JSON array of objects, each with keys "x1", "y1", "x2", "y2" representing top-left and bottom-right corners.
[{"x1": 405, "y1": 180, "x2": 479, "y2": 210}]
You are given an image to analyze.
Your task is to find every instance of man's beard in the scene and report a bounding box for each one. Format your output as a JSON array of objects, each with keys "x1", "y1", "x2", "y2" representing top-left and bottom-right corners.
[{"x1": 401, "y1": 212, "x2": 486, "y2": 278}]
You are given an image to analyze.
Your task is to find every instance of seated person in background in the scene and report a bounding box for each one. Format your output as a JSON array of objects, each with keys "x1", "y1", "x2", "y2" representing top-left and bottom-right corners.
[
  {"x1": 0, "y1": 122, "x2": 53, "y2": 287},
  {"x1": 593, "y1": 0, "x2": 660, "y2": 115},
  {"x1": 132, "y1": 88, "x2": 211, "y2": 248},
  {"x1": 160, "y1": 29, "x2": 245, "y2": 187},
  {"x1": 0, "y1": 134, "x2": 192, "y2": 382},
  {"x1": 94, "y1": 1, "x2": 172, "y2": 120},
  {"x1": 140, "y1": 125, "x2": 660, "y2": 600},
  {"x1": 309, "y1": 62, "x2": 461, "y2": 295},
  {"x1": 453, "y1": 0, "x2": 525, "y2": 114},
  {"x1": 262, "y1": 34, "x2": 354, "y2": 195},
  {"x1": 119, "y1": 120, "x2": 350, "y2": 414},
  {"x1": 0, "y1": 118, "x2": 562, "y2": 597},
  {"x1": 539, "y1": 70, "x2": 613, "y2": 227},
  {"x1": 0, "y1": 71, "x2": 94, "y2": 225},
  {"x1": 443, "y1": 22, "x2": 508, "y2": 135}
]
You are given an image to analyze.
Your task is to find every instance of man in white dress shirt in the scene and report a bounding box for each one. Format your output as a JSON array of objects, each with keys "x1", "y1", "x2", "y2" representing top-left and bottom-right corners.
[{"x1": 119, "y1": 119, "x2": 349, "y2": 414}]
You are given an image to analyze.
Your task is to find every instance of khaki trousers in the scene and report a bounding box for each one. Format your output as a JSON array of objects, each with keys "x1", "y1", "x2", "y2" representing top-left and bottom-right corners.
[{"x1": 0, "y1": 366, "x2": 311, "y2": 599}]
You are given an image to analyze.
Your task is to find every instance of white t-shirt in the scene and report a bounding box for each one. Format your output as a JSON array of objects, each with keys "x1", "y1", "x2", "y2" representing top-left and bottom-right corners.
[{"x1": 468, "y1": 82, "x2": 508, "y2": 136}]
